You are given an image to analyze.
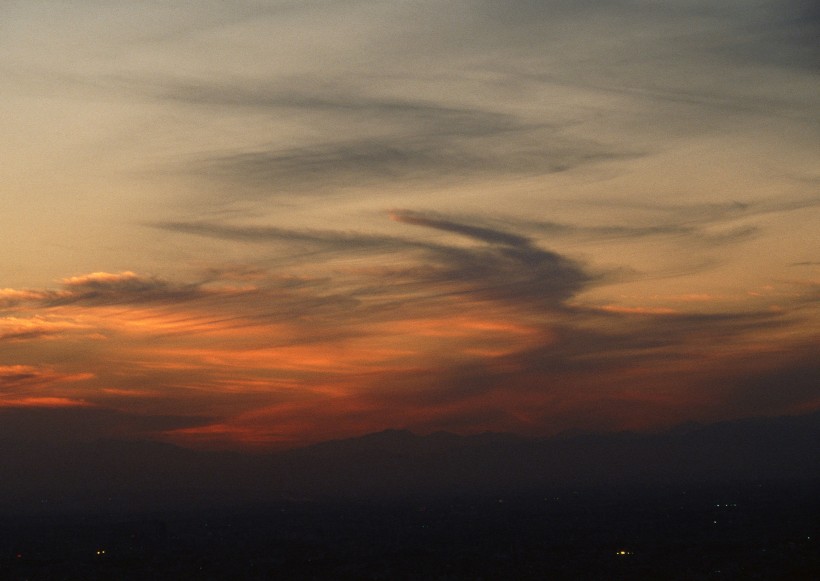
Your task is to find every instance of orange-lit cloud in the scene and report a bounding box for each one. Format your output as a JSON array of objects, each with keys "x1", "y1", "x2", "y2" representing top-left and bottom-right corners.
[
  {"x1": 596, "y1": 305, "x2": 679, "y2": 315},
  {"x1": 0, "y1": 364, "x2": 94, "y2": 408},
  {"x1": 0, "y1": 210, "x2": 817, "y2": 449},
  {"x1": 0, "y1": 397, "x2": 89, "y2": 408},
  {"x1": 0, "y1": 365, "x2": 93, "y2": 389},
  {"x1": 0, "y1": 316, "x2": 91, "y2": 341}
]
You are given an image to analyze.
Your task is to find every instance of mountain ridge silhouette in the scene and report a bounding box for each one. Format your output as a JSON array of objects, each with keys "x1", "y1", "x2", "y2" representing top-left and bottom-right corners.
[{"x1": 1, "y1": 410, "x2": 817, "y2": 513}]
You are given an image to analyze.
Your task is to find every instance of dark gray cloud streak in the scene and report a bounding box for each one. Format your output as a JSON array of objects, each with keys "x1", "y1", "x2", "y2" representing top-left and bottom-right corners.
[
  {"x1": 155, "y1": 211, "x2": 592, "y2": 309},
  {"x1": 1, "y1": 272, "x2": 217, "y2": 310},
  {"x1": 157, "y1": 84, "x2": 522, "y2": 137},
  {"x1": 190, "y1": 127, "x2": 626, "y2": 196},
  {"x1": 45, "y1": 273, "x2": 204, "y2": 307},
  {"x1": 153, "y1": 220, "x2": 402, "y2": 249},
  {"x1": 135, "y1": 77, "x2": 638, "y2": 196},
  {"x1": 524, "y1": 196, "x2": 820, "y2": 248},
  {"x1": 391, "y1": 210, "x2": 532, "y2": 247}
]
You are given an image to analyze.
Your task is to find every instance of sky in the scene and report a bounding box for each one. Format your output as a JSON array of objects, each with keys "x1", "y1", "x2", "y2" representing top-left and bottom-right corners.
[{"x1": 1, "y1": 0, "x2": 818, "y2": 450}]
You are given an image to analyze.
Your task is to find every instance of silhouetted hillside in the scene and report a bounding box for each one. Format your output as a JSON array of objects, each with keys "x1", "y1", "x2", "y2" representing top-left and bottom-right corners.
[
  {"x1": 1, "y1": 411, "x2": 818, "y2": 513},
  {"x1": 275, "y1": 411, "x2": 820, "y2": 499}
]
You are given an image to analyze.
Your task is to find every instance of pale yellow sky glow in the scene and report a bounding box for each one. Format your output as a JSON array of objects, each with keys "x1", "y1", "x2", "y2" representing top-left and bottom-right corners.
[{"x1": 1, "y1": 1, "x2": 818, "y2": 448}]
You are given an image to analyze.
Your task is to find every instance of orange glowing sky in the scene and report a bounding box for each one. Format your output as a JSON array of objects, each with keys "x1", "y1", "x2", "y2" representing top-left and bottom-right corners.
[{"x1": 1, "y1": 1, "x2": 818, "y2": 449}]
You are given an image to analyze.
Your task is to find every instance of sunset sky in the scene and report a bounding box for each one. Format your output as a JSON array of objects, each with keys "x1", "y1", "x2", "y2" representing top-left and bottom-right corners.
[{"x1": 1, "y1": 0, "x2": 818, "y2": 450}]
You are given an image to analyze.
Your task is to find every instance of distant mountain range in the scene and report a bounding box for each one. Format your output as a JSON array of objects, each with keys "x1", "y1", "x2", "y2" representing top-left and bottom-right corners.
[{"x1": 1, "y1": 411, "x2": 818, "y2": 513}]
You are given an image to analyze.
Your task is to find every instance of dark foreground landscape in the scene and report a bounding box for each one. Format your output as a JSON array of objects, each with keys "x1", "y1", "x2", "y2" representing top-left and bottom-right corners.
[
  {"x1": 1, "y1": 481, "x2": 818, "y2": 580},
  {"x1": 1, "y1": 411, "x2": 818, "y2": 579}
]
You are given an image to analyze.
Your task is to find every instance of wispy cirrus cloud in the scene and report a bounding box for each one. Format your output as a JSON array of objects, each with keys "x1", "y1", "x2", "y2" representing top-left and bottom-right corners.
[
  {"x1": 155, "y1": 83, "x2": 525, "y2": 138},
  {"x1": 187, "y1": 129, "x2": 627, "y2": 196},
  {"x1": 0, "y1": 316, "x2": 91, "y2": 342},
  {"x1": 390, "y1": 210, "x2": 533, "y2": 247},
  {"x1": 0, "y1": 289, "x2": 47, "y2": 309},
  {"x1": 0, "y1": 365, "x2": 63, "y2": 389},
  {"x1": 0, "y1": 364, "x2": 93, "y2": 409},
  {"x1": 48, "y1": 271, "x2": 203, "y2": 306},
  {"x1": 155, "y1": 210, "x2": 593, "y2": 310},
  {"x1": 133, "y1": 76, "x2": 636, "y2": 197},
  {"x1": 527, "y1": 196, "x2": 820, "y2": 244},
  {"x1": 4, "y1": 271, "x2": 238, "y2": 311},
  {"x1": 152, "y1": 220, "x2": 403, "y2": 250},
  {"x1": 388, "y1": 210, "x2": 592, "y2": 307}
]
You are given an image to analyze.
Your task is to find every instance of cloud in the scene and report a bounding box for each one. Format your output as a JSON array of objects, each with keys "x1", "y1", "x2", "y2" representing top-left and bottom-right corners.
[
  {"x1": 0, "y1": 397, "x2": 87, "y2": 408},
  {"x1": 3, "y1": 213, "x2": 815, "y2": 447},
  {"x1": 523, "y1": 195, "x2": 820, "y2": 250},
  {"x1": 152, "y1": 221, "x2": 402, "y2": 251},
  {"x1": 391, "y1": 211, "x2": 592, "y2": 307},
  {"x1": 0, "y1": 364, "x2": 93, "y2": 398},
  {"x1": 156, "y1": 211, "x2": 593, "y2": 310},
  {"x1": 157, "y1": 82, "x2": 523, "y2": 138},
  {"x1": 0, "y1": 289, "x2": 45, "y2": 309},
  {"x1": 390, "y1": 210, "x2": 532, "y2": 247},
  {"x1": 0, "y1": 365, "x2": 53, "y2": 389},
  {"x1": 0, "y1": 316, "x2": 90, "y2": 342},
  {"x1": 1, "y1": 0, "x2": 816, "y2": 451},
  {"x1": 91, "y1": 0, "x2": 815, "y2": 214},
  {"x1": 343, "y1": 307, "x2": 819, "y2": 436},
  {"x1": 10, "y1": 206, "x2": 811, "y2": 447},
  {"x1": 596, "y1": 305, "x2": 678, "y2": 315},
  {"x1": 190, "y1": 133, "x2": 626, "y2": 196},
  {"x1": 48, "y1": 271, "x2": 201, "y2": 306},
  {"x1": 135, "y1": 77, "x2": 635, "y2": 197}
]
